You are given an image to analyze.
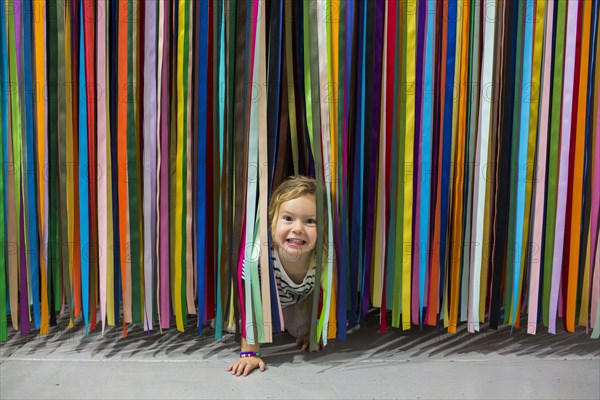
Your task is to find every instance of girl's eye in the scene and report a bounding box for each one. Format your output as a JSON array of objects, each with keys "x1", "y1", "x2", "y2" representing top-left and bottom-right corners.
[
  {"x1": 282, "y1": 215, "x2": 293, "y2": 222},
  {"x1": 306, "y1": 218, "x2": 316, "y2": 225}
]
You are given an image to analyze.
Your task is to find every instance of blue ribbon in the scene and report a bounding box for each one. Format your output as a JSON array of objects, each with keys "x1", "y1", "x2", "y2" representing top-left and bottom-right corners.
[
  {"x1": 196, "y1": 0, "x2": 208, "y2": 336},
  {"x1": 349, "y1": 0, "x2": 365, "y2": 327},
  {"x1": 78, "y1": 3, "x2": 90, "y2": 335},
  {"x1": 336, "y1": 0, "x2": 354, "y2": 341},
  {"x1": 22, "y1": 0, "x2": 41, "y2": 330},
  {"x1": 268, "y1": 0, "x2": 283, "y2": 185},
  {"x1": 439, "y1": 0, "x2": 457, "y2": 305}
]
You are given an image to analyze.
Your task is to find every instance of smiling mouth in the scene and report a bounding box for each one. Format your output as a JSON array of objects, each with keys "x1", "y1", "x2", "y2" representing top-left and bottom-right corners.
[{"x1": 286, "y1": 238, "x2": 307, "y2": 246}]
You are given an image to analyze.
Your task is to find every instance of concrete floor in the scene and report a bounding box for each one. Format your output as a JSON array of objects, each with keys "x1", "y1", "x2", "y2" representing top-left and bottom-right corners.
[{"x1": 1, "y1": 312, "x2": 599, "y2": 399}]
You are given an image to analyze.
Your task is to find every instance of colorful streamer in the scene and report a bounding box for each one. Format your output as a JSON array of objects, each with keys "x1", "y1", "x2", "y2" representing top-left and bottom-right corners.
[{"x1": 0, "y1": 0, "x2": 598, "y2": 343}]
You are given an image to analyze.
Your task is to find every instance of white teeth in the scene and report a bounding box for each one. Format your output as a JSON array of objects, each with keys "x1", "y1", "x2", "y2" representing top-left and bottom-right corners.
[{"x1": 287, "y1": 238, "x2": 305, "y2": 245}]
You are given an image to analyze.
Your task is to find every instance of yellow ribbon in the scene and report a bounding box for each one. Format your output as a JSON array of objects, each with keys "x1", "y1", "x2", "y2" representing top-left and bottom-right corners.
[{"x1": 401, "y1": 0, "x2": 416, "y2": 330}]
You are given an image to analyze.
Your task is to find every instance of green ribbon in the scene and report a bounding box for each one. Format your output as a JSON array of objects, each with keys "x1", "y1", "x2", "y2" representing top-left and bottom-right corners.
[
  {"x1": 7, "y1": 0, "x2": 23, "y2": 326},
  {"x1": 0, "y1": 0, "x2": 6, "y2": 337},
  {"x1": 57, "y1": 0, "x2": 73, "y2": 322},
  {"x1": 284, "y1": 1, "x2": 299, "y2": 174},
  {"x1": 542, "y1": 0, "x2": 567, "y2": 326},
  {"x1": 392, "y1": 2, "x2": 407, "y2": 328},
  {"x1": 127, "y1": 0, "x2": 141, "y2": 323},
  {"x1": 304, "y1": 0, "x2": 325, "y2": 351}
]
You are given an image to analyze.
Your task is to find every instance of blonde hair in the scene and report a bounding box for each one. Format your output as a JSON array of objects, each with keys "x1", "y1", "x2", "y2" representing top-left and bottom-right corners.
[
  {"x1": 269, "y1": 176, "x2": 332, "y2": 284},
  {"x1": 268, "y1": 175, "x2": 317, "y2": 241}
]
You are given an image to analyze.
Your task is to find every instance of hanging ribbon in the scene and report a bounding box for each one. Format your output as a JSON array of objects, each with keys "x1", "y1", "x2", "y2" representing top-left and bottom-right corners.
[
  {"x1": 117, "y1": 0, "x2": 132, "y2": 332},
  {"x1": 565, "y1": 0, "x2": 591, "y2": 333},
  {"x1": 542, "y1": 0, "x2": 567, "y2": 327},
  {"x1": 578, "y1": 0, "x2": 599, "y2": 330},
  {"x1": 0, "y1": 0, "x2": 7, "y2": 340},
  {"x1": 448, "y1": 0, "x2": 469, "y2": 333},
  {"x1": 392, "y1": 0, "x2": 406, "y2": 329},
  {"x1": 549, "y1": 0, "x2": 579, "y2": 334},
  {"x1": 97, "y1": 0, "x2": 109, "y2": 334},
  {"x1": 196, "y1": 0, "x2": 208, "y2": 336},
  {"x1": 510, "y1": 0, "x2": 535, "y2": 327},
  {"x1": 142, "y1": 0, "x2": 157, "y2": 333},
  {"x1": 417, "y1": 0, "x2": 434, "y2": 329},
  {"x1": 586, "y1": 0, "x2": 600, "y2": 333},
  {"x1": 257, "y1": 0, "x2": 273, "y2": 343},
  {"x1": 22, "y1": 0, "x2": 41, "y2": 331},
  {"x1": 528, "y1": 0, "x2": 554, "y2": 334},
  {"x1": 157, "y1": 0, "x2": 171, "y2": 331}
]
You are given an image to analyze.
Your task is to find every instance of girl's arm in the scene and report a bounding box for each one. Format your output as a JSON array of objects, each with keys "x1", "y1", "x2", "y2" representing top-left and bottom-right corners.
[{"x1": 226, "y1": 337, "x2": 266, "y2": 376}]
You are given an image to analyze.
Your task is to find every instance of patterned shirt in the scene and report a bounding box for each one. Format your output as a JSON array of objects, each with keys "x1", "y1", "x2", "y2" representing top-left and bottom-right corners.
[
  {"x1": 272, "y1": 250, "x2": 316, "y2": 309},
  {"x1": 241, "y1": 248, "x2": 316, "y2": 309}
]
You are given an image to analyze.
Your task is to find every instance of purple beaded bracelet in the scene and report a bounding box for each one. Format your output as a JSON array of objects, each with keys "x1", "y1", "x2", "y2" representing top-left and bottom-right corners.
[{"x1": 239, "y1": 351, "x2": 261, "y2": 358}]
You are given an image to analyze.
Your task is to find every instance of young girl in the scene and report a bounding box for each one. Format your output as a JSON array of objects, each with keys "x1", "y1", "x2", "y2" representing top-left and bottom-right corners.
[{"x1": 227, "y1": 175, "x2": 320, "y2": 376}]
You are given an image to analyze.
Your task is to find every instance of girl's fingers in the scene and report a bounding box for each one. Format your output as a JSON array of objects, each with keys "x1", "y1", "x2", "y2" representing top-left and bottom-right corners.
[{"x1": 235, "y1": 362, "x2": 245, "y2": 376}]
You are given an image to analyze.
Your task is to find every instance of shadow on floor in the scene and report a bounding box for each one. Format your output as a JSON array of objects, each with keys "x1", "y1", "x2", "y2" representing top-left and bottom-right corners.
[{"x1": 1, "y1": 310, "x2": 598, "y2": 366}]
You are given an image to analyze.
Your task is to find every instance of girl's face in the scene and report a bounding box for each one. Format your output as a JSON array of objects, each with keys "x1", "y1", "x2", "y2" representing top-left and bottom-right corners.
[{"x1": 273, "y1": 195, "x2": 317, "y2": 262}]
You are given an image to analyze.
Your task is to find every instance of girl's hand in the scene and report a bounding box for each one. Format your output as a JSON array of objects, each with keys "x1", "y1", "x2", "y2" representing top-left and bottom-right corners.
[
  {"x1": 226, "y1": 356, "x2": 266, "y2": 376},
  {"x1": 296, "y1": 334, "x2": 323, "y2": 352}
]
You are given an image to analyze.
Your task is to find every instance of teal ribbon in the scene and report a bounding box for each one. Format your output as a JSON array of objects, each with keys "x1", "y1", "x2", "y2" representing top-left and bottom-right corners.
[
  {"x1": 214, "y1": 0, "x2": 226, "y2": 340},
  {"x1": 78, "y1": 2, "x2": 90, "y2": 335},
  {"x1": 512, "y1": 0, "x2": 535, "y2": 327},
  {"x1": 419, "y1": 0, "x2": 435, "y2": 326}
]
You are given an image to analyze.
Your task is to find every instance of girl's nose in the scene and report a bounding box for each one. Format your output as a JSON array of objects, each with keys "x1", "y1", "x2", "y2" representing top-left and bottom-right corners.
[{"x1": 292, "y1": 221, "x2": 303, "y2": 233}]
